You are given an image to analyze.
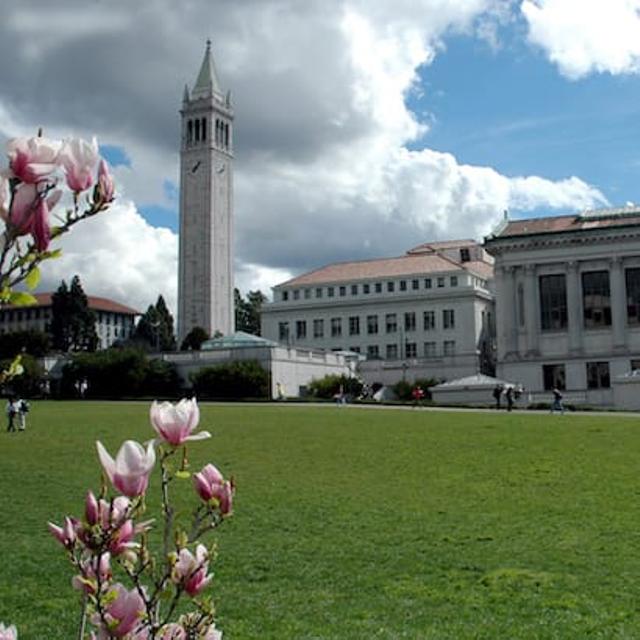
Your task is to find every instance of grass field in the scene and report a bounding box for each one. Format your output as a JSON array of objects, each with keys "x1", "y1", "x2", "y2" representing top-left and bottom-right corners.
[{"x1": 2, "y1": 402, "x2": 640, "y2": 639}]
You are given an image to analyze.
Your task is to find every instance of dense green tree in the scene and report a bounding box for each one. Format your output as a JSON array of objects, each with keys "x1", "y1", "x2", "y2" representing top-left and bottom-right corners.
[
  {"x1": 180, "y1": 326, "x2": 209, "y2": 351},
  {"x1": 234, "y1": 288, "x2": 267, "y2": 335},
  {"x1": 132, "y1": 295, "x2": 177, "y2": 351},
  {"x1": 50, "y1": 276, "x2": 98, "y2": 352},
  {"x1": 189, "y1": 360, "x2": 268, "y2": 399},
  {"x1": 0, "y1": 330, "x2": 50, "y2": 359}
]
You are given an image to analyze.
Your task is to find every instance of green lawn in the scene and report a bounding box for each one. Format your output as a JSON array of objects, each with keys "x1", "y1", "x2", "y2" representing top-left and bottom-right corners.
[{"x1": 2, "y1": 402, "x2": 640, "y2": 639}]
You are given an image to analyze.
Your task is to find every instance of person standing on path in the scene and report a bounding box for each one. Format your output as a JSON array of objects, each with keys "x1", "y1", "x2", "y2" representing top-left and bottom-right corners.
[
  {"x1": 550, "y1": 387, "x2": 565, "y2": 414},
  {"x1": 6, "y1": 397, "x2": 16, "y2": 433},
  {"x1": 17, "y1": 398, "x2": 29, "y2": 431},
  {"x1": 505, "y1": 386, "x2": 514, "y2": 412},
  {"x1": 492, "y1": 384, "x2": 502, "y2": 410}
]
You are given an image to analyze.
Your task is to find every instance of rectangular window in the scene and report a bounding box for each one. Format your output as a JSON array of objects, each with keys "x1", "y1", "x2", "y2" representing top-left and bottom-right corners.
[
  {"x1": 367, "y1": 345, "x2": 380, "y2": 359},
  {"x1": 293, "y1": 290, "x2": 300, "y2": 300},
  {"x1": 331, "y1": 317, "x2": 342, "y2": 338},
  {"x1": 385, "y1": 313, "x2": 397, "y2": 333},
  {"x1": 386, "y1": 344, "x2": 398, "y2": 359},
  {"x1": 539, "y1": 274, "x2": 567, "y2": 331},
  {"x1": 405, "y1": 342, "x2": 417, "y2": 358},
  {"x1": 367, "y1": 315, "x2": 378, "y2": 335},
  {"x1": 412, "y1": 279, "x2": 419, "y2": 290},
  {"x1": 400, "y1": 280, "x2": 407, "y2": 291},
  {"x1": 450, "y1": 276, "x2": 458, "y2": 287},
  {"x1": 350, "y1": 346, "x2": 361, "y2": 353},
  {"x1": 315, "y1": 288, "x2": 323, "y2": 298},
  {"x1": 631, "y1": 359, "x2": 640, "y2": 372},
  {"x1": 278, "y1": 322, "x2": 289, "y2": 341},
  {"x1": 349, "y1": 316, "x2": 360, "y2": 336},
  {"x1": 437, "y1": 277, "x2": 445, "y2": 288},
  {"x1": 443, "y1": 340, "x2": 455, "y2": 356},
  {"x1": 387, "y1": 281, "x2": 395, "y2": 293},
  {"x1": 404, "y1": 312, "x2": 416, "y2": 332},
  {"x1": 423, "y1": 310, "x2": 435, "y2": 331},
  {"x1": 424, "y1": 278, "x2": 432, "y2": 289},
  {"x1": 339, "y1": 286, "x2": 346, "y2": 297},
  {"x1": 363, "y1": 283, "x2": 370, "y2": 294},
  {"x1": 313, "y1": 319, "x2": 324, "y2": 338},
  {"x1": 351, "y1": 284, "x2": 358, "y2": 295},
  {"x1": 443, "y1": 309, "x2": 455, "y2": 329},
  {"x1": 582, "y1": 270, "x2": 611, "y2": 328},
  {"x1": 460, "y1": 248, "x2": 470, "y2": 262},
  {"x1": 543, "y1": 364, "x2": 566, "y2": 390},
  {"x1": 375, "y1": 282, "x2": 382, "y2": 293},
  {"x1": 282, "y1": 291, "x2": 289, "y2": 301},
  {"x1": 424, "y1": 341, "x2": 436, "y2": 357},
  {"x1": 328, "y1": 287, "x2": 335, "y2": 298},
  {"x1": 587, "y1": 361, "x2": 610, "y2": 389},
  {"x1": 626, "y1": 268, "x2": 640, "y2": 324},
  {"x1": 304, "y1": 289, "x2": 311, "y2": 299},
  {"x1": 296, "y1": 320, "x2": 307, "y2": 339}
]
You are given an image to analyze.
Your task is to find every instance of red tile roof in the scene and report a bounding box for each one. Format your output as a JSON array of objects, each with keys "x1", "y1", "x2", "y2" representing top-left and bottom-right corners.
[
  {"x1": 16, "y1": 293, "x2": 139, "y2": 315},
  {"x1": 494, "y1": 207, "x2": 640, "y2": 238},
  {"x1": 279, "y1": 253, "x2": 493, "y2": 287}
]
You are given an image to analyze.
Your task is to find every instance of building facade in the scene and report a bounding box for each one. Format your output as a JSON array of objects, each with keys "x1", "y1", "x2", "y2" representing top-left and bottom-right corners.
[
  {"x1": 177, "y1": 41, "x2": 234, "y2": 342},
  {"x1": 0, "y1": 293, "x2": 139, "y2": 350},
  {"x1": 261, "y1": 240, "x2": 495, "y2": 384},
  {"x1": 484, "y1": 206, "x2": 640, "y2": 405}
]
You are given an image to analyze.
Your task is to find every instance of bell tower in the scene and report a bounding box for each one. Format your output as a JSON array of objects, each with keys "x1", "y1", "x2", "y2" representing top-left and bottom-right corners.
[{"x1": 178, "y1": 40, "x2": 234, "y2": 342}]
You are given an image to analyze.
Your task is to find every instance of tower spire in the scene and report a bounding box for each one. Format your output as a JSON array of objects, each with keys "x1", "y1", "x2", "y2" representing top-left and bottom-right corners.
[{"x1": 191, "y1": 39, "x2": 222, "y2": 99}]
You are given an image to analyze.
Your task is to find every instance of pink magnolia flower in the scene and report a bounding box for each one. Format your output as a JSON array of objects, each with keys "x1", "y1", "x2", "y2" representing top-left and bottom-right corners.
[
  {"x1": 149, "y1": 398, "x2": 210, "y2": 446},
  {"x1": 0, "y1": 622, "x2": 17, "y2": 640},
  {"x1": 5, "y1": 182, "x2": 61, "y2": 251},
  {"x1": 59, "y1": 136, "x2": 99, "y2": 192},
  {"x1": 96, "y1": 159, "x2": 115, "y2": 203},
  {"x1": 72, "y1": 552, "x2": 111, "y2": 594},
  {"x1": 158, "y1": 624, "x2": 186, "y2": 640},
  {"x1": 201, "y1": 624, "x2": 223, "y2": 640},
  {"x1": 96, "y1": 440, "x2": 156, "y2": 497},
  {"x1": 193, "y1": 464, "x2": 234, "y2": 516},
  {"x1": 48, "y1": 516, "x2": 79, "y2": 547},
  {"x1": 94, "y1": 583, "x2": 145, "y2": 638},
  {"x1": 172, "y1": 544, "x2": 213, "y2": 596},
  {"x1": 7, "y1": 136, "x2": 62, "y2": 183}
]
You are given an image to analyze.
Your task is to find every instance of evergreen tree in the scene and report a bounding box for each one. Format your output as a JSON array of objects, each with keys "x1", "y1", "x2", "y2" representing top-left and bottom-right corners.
[
  {"x1": 234, "y1": 288, "x2": 267, "y2": 335},
  {"x1": 50, "y1": 276, "x2": 98, "y2": 352},
  {"x1": 132, "y1": 295, "x2": 177, "y2": 352}
]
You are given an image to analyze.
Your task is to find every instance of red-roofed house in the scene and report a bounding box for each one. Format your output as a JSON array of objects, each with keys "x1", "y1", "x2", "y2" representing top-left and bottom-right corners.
[{"x1": 0, "y1": 293, "x2": 140, "y2": 350}]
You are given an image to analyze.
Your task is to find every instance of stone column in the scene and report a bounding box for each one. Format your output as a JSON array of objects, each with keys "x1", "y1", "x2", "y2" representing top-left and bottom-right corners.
[
  {"x1": 524, "y1": 264, "x2": 539, "y2": 356},
  {"x1": 610, "y1": 256, "x2": 627, "y2": 352},
  {"x1": 566, "y1": 261, "x2": 582, "y2": 355},
  {"x1": 501, "y1": 265, "x2": 518, "y2": 359}
]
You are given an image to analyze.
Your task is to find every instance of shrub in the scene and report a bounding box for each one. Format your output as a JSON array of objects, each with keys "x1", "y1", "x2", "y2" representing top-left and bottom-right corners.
[
  {"x1": 189, "y1": 360, "x2": 268, "y2": 399},
  {"x1": 307, "y1": 374, "x2": 363, "y2": 399},
  {"x1": 1, "y1": 354, "x2": 44, "y2": 397}
]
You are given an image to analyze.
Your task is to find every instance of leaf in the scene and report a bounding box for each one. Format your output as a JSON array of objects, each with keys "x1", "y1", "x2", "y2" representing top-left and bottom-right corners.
[
  {"x1": 8, "y1": 291, "x2": 37, "y2": 306},
  {"x1": 25, "y1": 266, "x2": 40, "y2": 290},
  {"x1": 175, "y1": 470, "x2": 191, "y2": 479}
]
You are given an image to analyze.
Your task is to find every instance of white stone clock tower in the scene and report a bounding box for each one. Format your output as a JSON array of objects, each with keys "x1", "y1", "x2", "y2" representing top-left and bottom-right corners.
[{"x1": 178, "y1": 41, "x2": 234, "y2": 343}]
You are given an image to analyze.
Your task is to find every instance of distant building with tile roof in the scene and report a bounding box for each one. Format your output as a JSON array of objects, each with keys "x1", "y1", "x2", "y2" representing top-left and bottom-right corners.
[
  {"x1": 0, "y1": 293, "x2": 140, "y2": 350},
  {"x1": 484, "y1": 205, "x2": 640, "y2": 406},
  {"x1": 261, "y1": 239, "x2": 496, "y2": 385}
]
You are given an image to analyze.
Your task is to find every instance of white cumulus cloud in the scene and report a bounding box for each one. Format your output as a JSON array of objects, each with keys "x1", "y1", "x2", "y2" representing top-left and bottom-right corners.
[{"x1": 521, "y1": 0, "x2": 640, "y2": 79}]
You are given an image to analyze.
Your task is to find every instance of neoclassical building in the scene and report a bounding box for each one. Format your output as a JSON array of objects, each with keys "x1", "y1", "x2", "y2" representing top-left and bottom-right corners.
[
  {"x1": 484, "y1": 206, "x2": 640, "y2": 404},
  {"x1": 261, "y1": 240, "x2": 495, "y2": 384},
  {"x1": 177, "y1": 41, "x2": 234, "y2": 342}
]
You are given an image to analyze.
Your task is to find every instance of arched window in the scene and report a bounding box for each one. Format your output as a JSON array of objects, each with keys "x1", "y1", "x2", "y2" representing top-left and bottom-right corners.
[
  {"x1": 194, "y1": 118, "x2": 200, "y2": 142},
  {"x1": 187, "y1": 120, "x2": 193, "y2": 143},
  {"x1": 224, "y1": 123, "x2": 229, "y2": 149},
  {"x1": 201, "y1": 118, "x2": 207, "y2": 141}
]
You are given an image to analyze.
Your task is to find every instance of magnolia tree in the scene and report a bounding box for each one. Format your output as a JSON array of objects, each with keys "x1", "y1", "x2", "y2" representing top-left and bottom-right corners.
[
  {"x1": 45, "y1": 398, "x2": 234, "y2": 639},
  {"x1": 0, "y1": 133, "x2": 114, "y2": 303}
]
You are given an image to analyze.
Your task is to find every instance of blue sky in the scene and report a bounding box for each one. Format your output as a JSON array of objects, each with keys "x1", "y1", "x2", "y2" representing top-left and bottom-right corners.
[{"x1": 411, "y1": 29, "x2": 640, "y2": 210}]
